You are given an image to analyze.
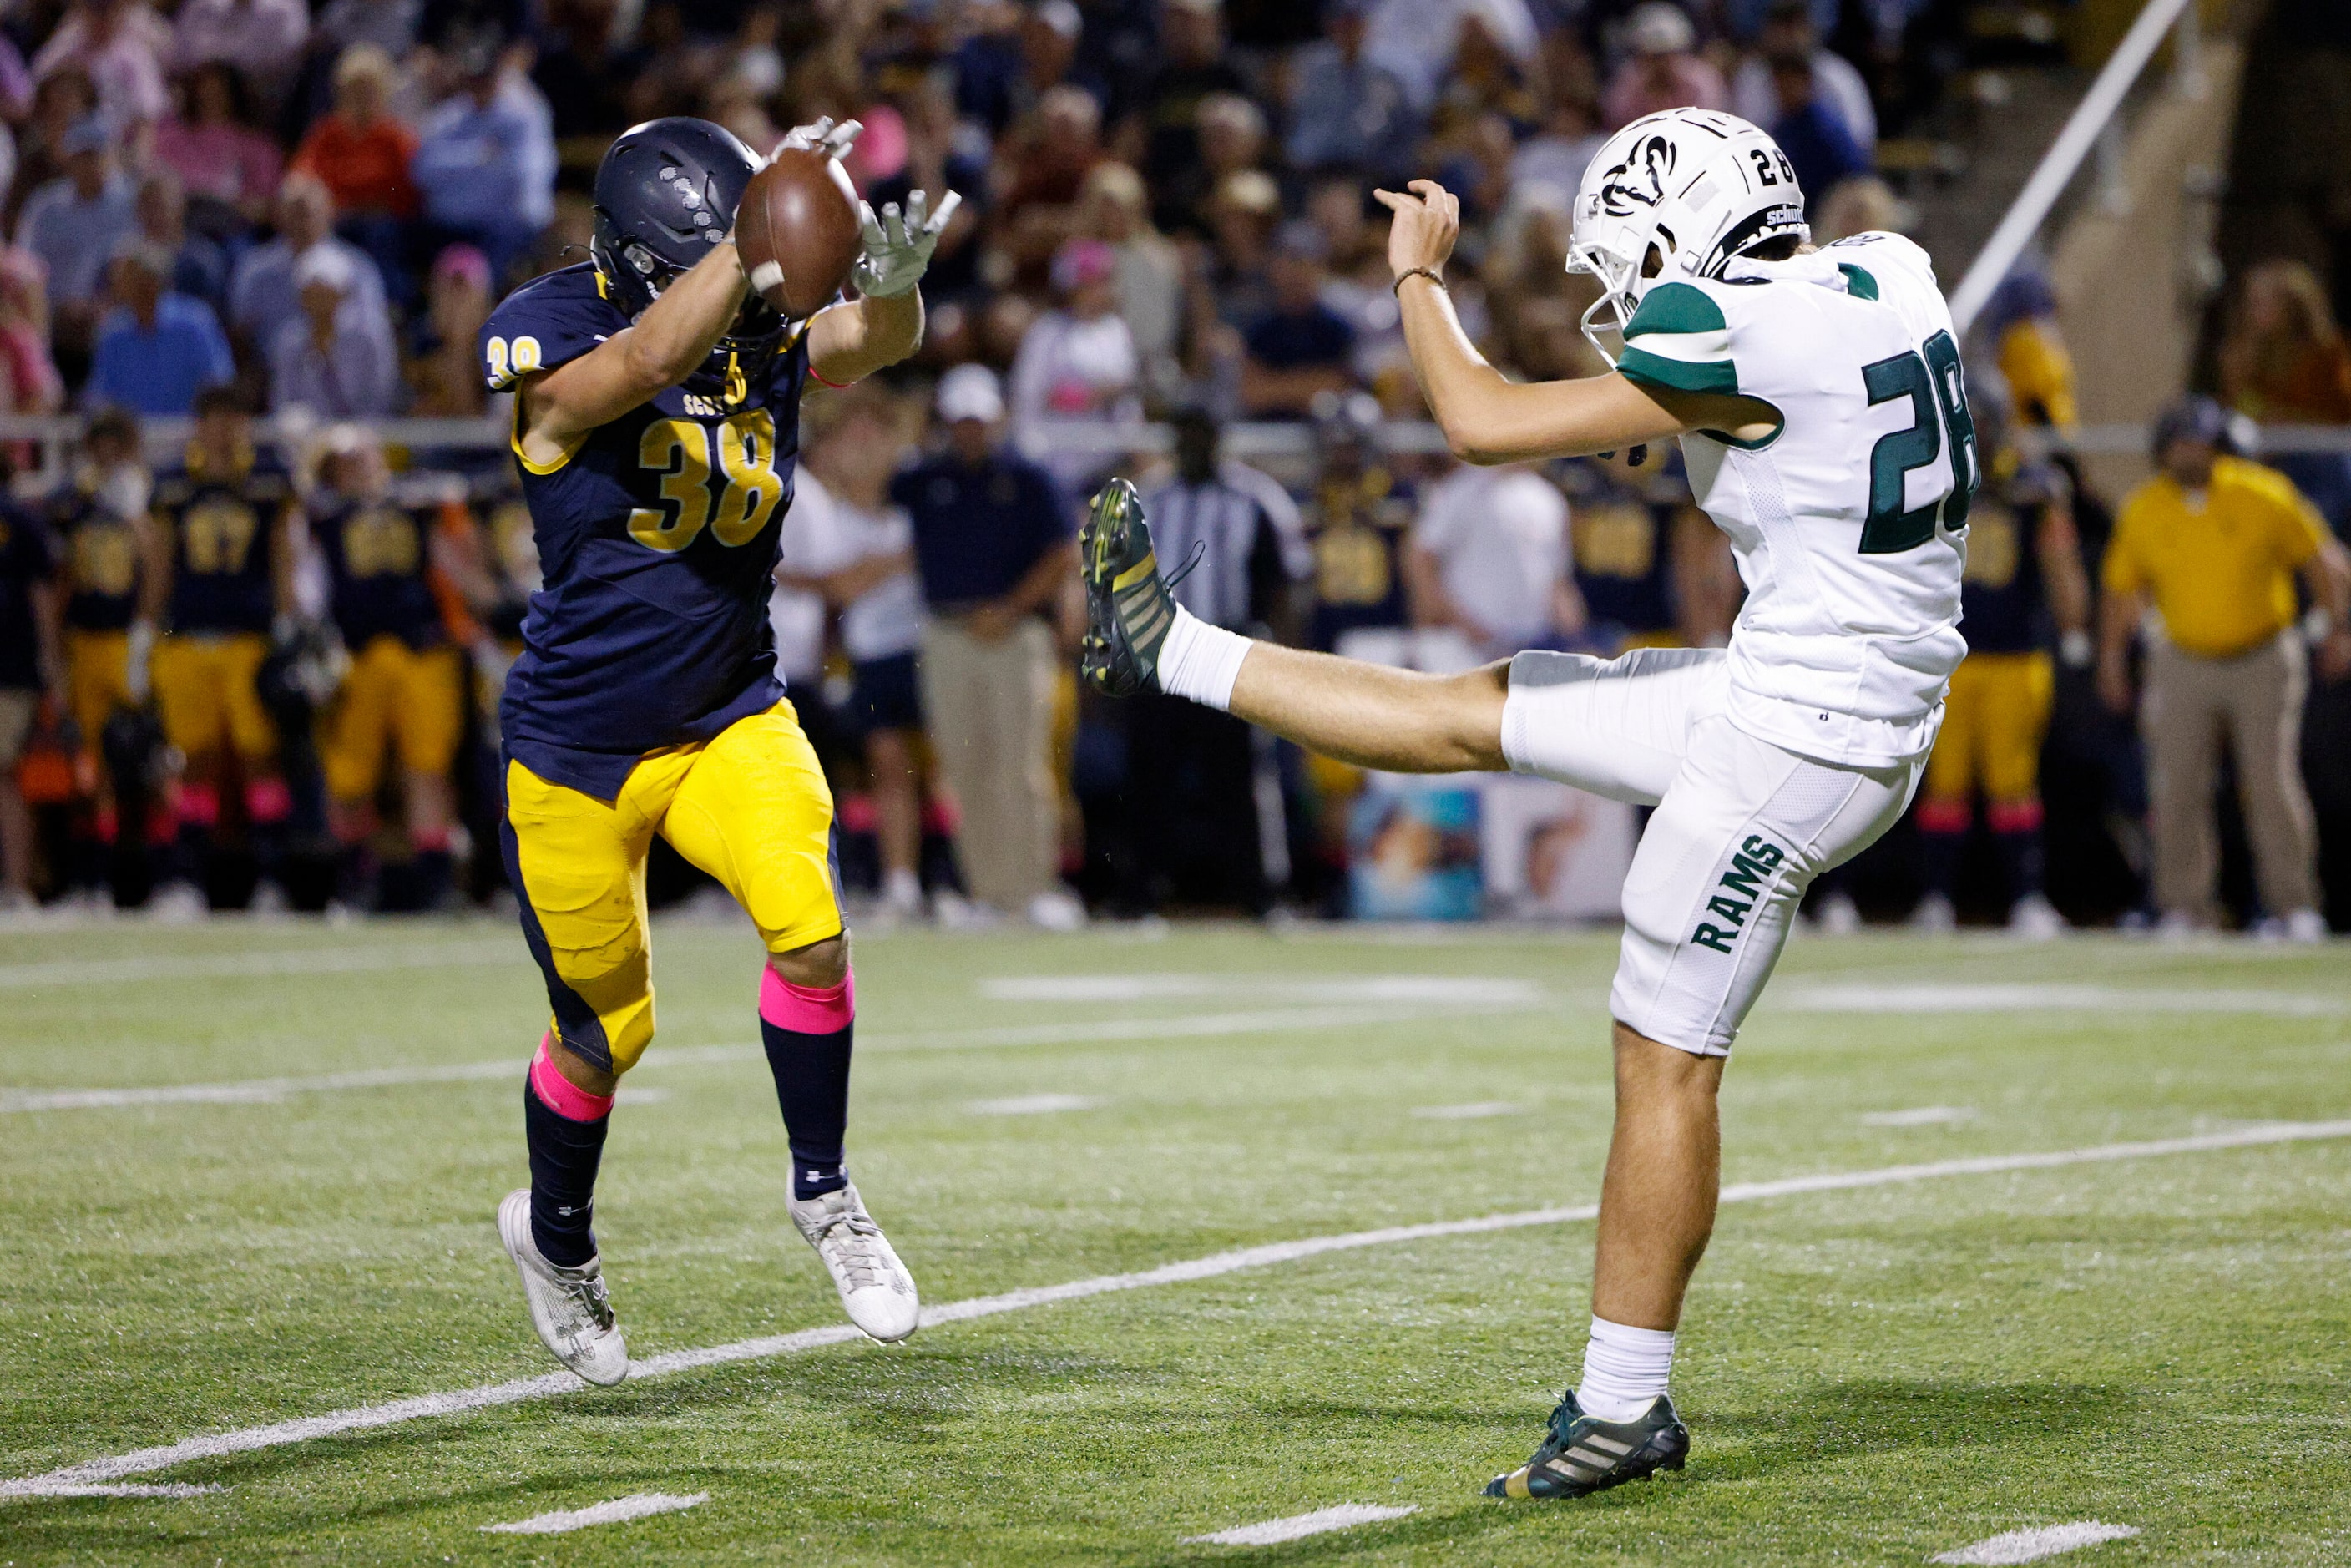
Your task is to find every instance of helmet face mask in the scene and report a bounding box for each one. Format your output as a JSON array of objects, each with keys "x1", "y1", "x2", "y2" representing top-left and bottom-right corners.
[{"x1": 1567, "y1": 109, "x2": 1809, "y2": 367}]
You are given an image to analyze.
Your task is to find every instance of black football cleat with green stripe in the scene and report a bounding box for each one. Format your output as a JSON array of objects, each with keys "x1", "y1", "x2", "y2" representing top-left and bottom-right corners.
[
  {"x1": 1079, "y1": 478, "x2": 1176, "y2": 698},
  {"x1": 1484, "y1": 1389, "x2": 1690, "y2": 1500}
]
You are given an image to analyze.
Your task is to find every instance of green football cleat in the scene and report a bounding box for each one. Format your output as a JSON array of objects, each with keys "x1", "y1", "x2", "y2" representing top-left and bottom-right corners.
[
  {"x1": 1078, "y1": 478, "x2": 1179, "y2": 698},
  {"x1": 1484, "y1": 1389, "x2": 1690, "y2": 1500}
]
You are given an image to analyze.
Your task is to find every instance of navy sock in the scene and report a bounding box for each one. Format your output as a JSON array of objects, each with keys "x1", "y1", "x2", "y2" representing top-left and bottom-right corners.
[
  {"x1": 1992, "y1": 826, "x2": 2045, "y2": 902},
  {"x1": 760, "y1": 970, "x2": 854, "y2": 1200},
  {"x1": 523, "y1": 1069, "x2": 610, "y2": 1267}
]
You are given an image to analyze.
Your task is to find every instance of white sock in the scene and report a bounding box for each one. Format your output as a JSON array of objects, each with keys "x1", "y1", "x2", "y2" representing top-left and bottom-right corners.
[
  {"x1": 1155, "y1": 604, "x2": 1251, "y2": 711},
  {"x1": 1576, "y1": 1316, "x2": 1675, "y2": 1421}
]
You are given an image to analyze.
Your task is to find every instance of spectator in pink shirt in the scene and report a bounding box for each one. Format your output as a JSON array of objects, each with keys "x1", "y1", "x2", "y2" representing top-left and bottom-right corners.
[
  {"x1": 0, "y1": 249, "x2": 64, "y2": 420},
  {"x1": 31, "y1": 0, "x2": 169, "y2": 144},
  {"x1": 153, "y1": 62, "x2": 283, "y2": 230},
  {"x1": 1600, "y1": 3, "x2": 1727, "y2": 130},
  {"x1": 172, "y1": 0, "x2": 308, "y2": 108}
]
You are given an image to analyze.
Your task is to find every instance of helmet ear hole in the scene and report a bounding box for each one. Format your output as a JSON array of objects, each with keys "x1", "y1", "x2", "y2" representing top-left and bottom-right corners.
[{"x1": 1641, "y1": 244, "x2": 1665, "y2": 280}]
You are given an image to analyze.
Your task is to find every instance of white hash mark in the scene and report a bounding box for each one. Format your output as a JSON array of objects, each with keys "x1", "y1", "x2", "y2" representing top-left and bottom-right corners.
[
  {"x1": 1930, "y1": 1520, "x2": 2141, "y2": 1564},
  {"x1": 1184, "y1": 1503, "x2": 1419, "y2": 1545},
  {"x1": 1860, "y1": 1106, "x2": 1978, "y2": 1126},
  {"x1": 481, "y1": 1491, "x2": 710, "y2": 1535}
]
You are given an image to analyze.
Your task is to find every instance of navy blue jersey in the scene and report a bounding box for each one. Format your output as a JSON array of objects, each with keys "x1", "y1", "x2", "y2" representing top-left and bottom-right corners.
[
  {"x1": 1560, "y1": 456, "x2": 1684, "y2": 640},
  {"x1": 309, "y1": 493, "x2": 446, "y2": 651},
  {"x1": 1304, "y1": 463, "x2": 1414, "y2": 652},
  {"x1": 482, "y1": 262, "x2": 810, "y2": 799},
  {"x1": 49, "y1": 480, "x2": 144, "y2": 632},
  {"x1": 1959, "y1": 463, "x2": 2060, "y2": 655},
  {"x1": 0, "y1": 502, "x2": 56, "y2": 688},
  {"x1": 155, "y1": 447, "x2": 291, "y2": 635}
]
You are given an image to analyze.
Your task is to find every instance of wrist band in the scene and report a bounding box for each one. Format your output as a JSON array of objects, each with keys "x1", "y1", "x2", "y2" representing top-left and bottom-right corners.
[{"x1": 1393, "y1": 266, "x2": 1444, "y2": 296}]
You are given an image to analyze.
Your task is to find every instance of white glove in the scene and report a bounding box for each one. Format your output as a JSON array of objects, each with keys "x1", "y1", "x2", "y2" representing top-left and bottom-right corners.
[
  {"x1": 125, "y1": 619, "x2": 155, "y2": 705},
  {"x1": 775, "y1": 116, "x2": 862, "y2": 161},
  {"x1": 852, "y1": 189, "x2": 961, "y2": 299}
]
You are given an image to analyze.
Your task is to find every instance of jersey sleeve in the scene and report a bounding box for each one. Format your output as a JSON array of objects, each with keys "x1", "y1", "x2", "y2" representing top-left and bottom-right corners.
[
  {"x1": 479, "y1": 270, "x2": 619, "y2": 393},
  {"x1": 1617, "y1": 281, "x2": 1739, "y2": 397}
]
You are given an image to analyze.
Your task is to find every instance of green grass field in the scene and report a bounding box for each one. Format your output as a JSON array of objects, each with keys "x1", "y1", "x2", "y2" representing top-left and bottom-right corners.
[{"x1": 3, "y1": 916, "x2": 2348, "y2": 1565}]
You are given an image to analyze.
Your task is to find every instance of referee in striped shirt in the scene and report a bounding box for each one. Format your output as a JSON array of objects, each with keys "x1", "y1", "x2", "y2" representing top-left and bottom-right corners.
[{"x1": 1121, "y1": 407, "x2": 1312, "y2": 913}]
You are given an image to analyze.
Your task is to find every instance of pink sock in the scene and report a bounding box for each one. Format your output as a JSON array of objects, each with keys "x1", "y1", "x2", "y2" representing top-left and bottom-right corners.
[{"x1": 528, "y1": 1033, "x2": 614, "y2": 1121}]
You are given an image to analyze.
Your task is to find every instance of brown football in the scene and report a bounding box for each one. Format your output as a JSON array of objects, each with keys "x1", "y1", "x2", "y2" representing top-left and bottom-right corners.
[{"x1": 735, "y1": 148, "x2": 862, "y2": 319}]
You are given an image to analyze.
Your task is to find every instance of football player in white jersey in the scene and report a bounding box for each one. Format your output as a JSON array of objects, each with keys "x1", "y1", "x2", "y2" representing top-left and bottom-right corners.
[{"x1": 1080, "y1": 108, "x2": 1977, "y2": 1498}]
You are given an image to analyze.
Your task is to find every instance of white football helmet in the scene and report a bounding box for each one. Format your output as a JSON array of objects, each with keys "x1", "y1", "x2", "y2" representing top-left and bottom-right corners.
[{"x1": 1569, "y1": 107, "x2": 1810, "y2": 365}]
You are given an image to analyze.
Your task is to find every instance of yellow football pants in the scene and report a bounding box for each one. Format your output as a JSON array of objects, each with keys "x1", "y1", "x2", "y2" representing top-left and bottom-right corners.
[
  {"x1": 325, "y1": 636, "x2": 464, "y2": 802},
  {"x1": 63, "y1": 628, "x2": 131, "y2": 749},
  {"x1": 1923, "y1": 650, "x2": 2053, "y2": 807},
  {"x1": 503, "y1": 701, "x2": 841, "y2": 1075},
  {"x1": 152, "y1": 633, "x2": 276, "y2": 765}
]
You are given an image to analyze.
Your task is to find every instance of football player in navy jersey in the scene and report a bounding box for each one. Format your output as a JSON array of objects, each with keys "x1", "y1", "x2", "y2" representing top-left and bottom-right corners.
[
  {"x1": 1910, "y1": 377, "x2": 2090, "y2": 937},
  {"x1": 147, "y1": 387, "x2": 299, "y2": 916},
  {"x1": 306, "y1": 427, "x2": 488, "y2": 910},
  {"x1": 483, "y1": 116, "x2": 956, "y2": 1383}
]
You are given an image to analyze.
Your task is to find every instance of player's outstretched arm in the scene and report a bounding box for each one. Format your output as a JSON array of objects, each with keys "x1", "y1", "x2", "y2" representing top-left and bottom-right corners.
[
  {"x1": 515, "y1": 242, "x2": 752, "y2": 467},
  {"x1": 1375, "y1": 181, "x2": 1776, "y2": 463},
  {"x1": 807, "y1": 189, "x2": 960, "y2": 387}
]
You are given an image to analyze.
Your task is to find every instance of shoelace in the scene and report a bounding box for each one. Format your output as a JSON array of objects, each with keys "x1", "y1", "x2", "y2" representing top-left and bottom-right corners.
[
  {"x1": 810, "y1": 1207, "x2": 893, "y2": 1292},
  {"x1": 549, "y1": 1267, "x2": 614, "y2": 1333}
]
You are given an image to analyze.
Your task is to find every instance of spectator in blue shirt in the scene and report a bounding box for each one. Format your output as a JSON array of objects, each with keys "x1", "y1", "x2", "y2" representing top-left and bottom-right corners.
[
  {"x1": 83, "y1": 240, "x2": 234, "y2": 415},
  {"x1": 411, "y1": 30, "x2": 555, "y2": 283},
  {"x1": 887, "y1": 364, "x2": 1081, "y2": 928},
  {"x1": 268, "y1": 243, "x2": 397, "y2": 417},
  {"x1": 227, "y1": 172, "x2": 394, "y2": 373},
  {"x1": 1767, "y1": 56, "x2": 1871, "y2": 204},
  {"x1": 1241, "y1": 223, "x2": 1357, "y2": 417},
  {"x1": 13, "y1": 115, "x2": 135, "y2": 351},
  {"x1": 1283, "y1": 0, "x2": 1419, "y2": 182}
]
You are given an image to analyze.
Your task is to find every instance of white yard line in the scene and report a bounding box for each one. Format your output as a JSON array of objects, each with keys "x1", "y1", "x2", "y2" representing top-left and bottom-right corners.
[
  {"x1": 5, "y1": 1119, "x2": 2348, "y2": 1500},
  {"x1": 1412, "y1": 1102, "x2": 1523, "y2": 1120},
  {"x1": 479, "y1": 1491, "x2": 709, "y2": 1535},
  {"x1": 1930, "y1": 1520, "x2": 2141, "y2": 1564},
  {"x1": 0, "y1": 1003, "x2": 1547, "y2": 1114},
  {"x1": 1781, "y1": 983, "x2": 2346, "y2": 1017},
  {"x1": 0, "y1": 940, "x2": 523, "y2": 990},
  {"x1": 981, "y1": 974, "x2": 1544, "y2": 1005},
  {"x1": 22, "y1": 1483, "x2": 220, "y2": 1499},
  {"x1": 1183, "y1": 1503, "x2": 1419, "y2": 1545},
  {"x1": 1860, "y1": 1106, "x2": 1978, "y2": 1126}
]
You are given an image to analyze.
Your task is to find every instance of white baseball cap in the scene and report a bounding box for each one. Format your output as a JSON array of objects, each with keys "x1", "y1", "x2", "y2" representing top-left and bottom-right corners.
[{"x1": 935, "y1": 362, "x2": 1004, "y2": 423}]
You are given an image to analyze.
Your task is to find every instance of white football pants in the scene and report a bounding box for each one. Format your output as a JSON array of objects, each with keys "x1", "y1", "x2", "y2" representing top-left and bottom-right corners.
[{"x1": 1500, "y1": 646, "x2": 1929, "y2": 1055}]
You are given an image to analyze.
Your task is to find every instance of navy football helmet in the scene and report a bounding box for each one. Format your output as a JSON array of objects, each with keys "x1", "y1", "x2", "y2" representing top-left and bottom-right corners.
[{"x1": 590, "y1": 117, "x2": 789, "y2": 387}]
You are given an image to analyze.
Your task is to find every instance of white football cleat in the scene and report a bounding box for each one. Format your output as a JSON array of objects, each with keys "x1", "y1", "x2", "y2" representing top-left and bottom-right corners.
[
  {"x1": 497, "y1": 1189, "x2": 629, "y2": 1386},
  {"x1": 789, "y1": 1181, "x2": 919, "y2": 1343},
  {"x1": 2008, "y1": 892, "x2": 2065, "y2": 940},
  {"x1": 1909, "y1": 891, "x2": 1956, "y2": 933}
]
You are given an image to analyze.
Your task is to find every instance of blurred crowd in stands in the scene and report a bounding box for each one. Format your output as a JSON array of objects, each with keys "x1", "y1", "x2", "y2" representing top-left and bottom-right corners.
[{"x1": 0, "y1": 0, "x2": 2345, "y2": 938}]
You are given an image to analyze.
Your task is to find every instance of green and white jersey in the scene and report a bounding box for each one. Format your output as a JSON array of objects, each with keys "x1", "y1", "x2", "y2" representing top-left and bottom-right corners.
[{"x1": 1617, "y1": 232, "x2": 1975, "y2": 766}]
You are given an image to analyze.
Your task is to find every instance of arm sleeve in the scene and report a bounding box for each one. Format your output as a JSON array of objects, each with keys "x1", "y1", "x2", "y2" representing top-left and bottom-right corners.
[
  {"x1": 1616, "y1": 281, "x2": 1738, "y2": 397},
  {"x1": 2275, "y1": 487, "x2": 2328, "y2": 568}
]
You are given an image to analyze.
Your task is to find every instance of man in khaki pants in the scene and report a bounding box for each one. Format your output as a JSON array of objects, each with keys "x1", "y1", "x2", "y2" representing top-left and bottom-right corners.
[
  {"x1": 2098, "y1": 397, "x2": 2351, "y2": 938},
  {"x1": 890, "y1": 365, "x2": 1082, "y2": 928}
]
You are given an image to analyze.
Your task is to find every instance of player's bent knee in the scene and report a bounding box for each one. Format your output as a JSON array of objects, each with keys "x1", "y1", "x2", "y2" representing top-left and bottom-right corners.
[
  {"x1": 769, "y1": 933, "x2": 850, "y2": 990},
  {"x1": 1612, "y1": 1019, "x2": 1728, "y2": 1085}
]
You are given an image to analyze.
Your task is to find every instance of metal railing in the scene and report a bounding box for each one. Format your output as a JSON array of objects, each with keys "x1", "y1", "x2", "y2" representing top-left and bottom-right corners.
[
  {"x1": 3, "y1": 412, "x2": 2344, "y2": 486},
  {"x1": 1948, "y1": 0, "x2": 2207, "y2": 336}
]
